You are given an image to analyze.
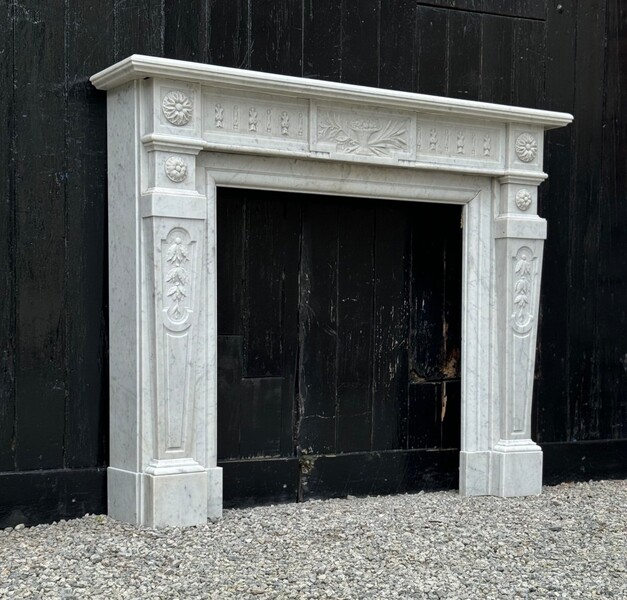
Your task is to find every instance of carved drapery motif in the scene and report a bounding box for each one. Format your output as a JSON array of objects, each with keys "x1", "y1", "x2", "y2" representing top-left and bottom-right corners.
[{"x1": 162, "y1": 91, "x2": 193, "y2": 126}]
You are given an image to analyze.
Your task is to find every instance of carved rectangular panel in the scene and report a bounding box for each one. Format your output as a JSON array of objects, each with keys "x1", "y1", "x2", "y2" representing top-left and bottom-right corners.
[
  {"x1": 146, "y1": 216, "x2": 206, "y2": 462},
  {"x1": 415, "y1": 119, "x2": 504, "y2": 168},
  {"x1": 201, "y1": 87, "x2": 309, "y2": 152},
  {"x1": 311, "y1": 103, "x2": 415, "y2": 162}
]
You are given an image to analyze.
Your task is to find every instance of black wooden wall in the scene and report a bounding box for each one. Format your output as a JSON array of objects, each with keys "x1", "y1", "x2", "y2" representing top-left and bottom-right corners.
[
  {"x1": 216, "y1": 189, "x2": 462, "y2": 505},
  {"x1": 1, "y1": 0, "x2": 625, "y2": 526}
]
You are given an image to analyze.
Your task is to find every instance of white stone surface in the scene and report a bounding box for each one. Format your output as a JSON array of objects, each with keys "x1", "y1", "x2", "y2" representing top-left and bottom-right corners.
[{"x1": 91, "y1": 55, "x2": 572, "y2": 526}]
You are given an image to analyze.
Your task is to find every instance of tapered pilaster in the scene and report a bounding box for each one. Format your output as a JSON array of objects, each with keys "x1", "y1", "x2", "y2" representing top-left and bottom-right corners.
[{"x1": 491, "y1": 174, "x2": 546, "y2": 496}]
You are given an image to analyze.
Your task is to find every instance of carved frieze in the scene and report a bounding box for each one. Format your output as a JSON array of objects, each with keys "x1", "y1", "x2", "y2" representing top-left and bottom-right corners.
[
  {"x1": 416, "y1": 120, "x2": 502, "y2": 164},
  {"x1": 316, "y1": 111, "x2": 409, "y2": 157},
  {"x1": 202, "y1": 89, "x2": 308, "y2": 145}
]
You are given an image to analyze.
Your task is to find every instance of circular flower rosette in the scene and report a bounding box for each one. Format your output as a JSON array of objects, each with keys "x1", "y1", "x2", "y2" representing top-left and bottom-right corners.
[
  {"x1": 515, "y1": 133, "x2": 538, "y2": 163},
  {"x1": 515, "y1": 189, "x2": 533, "y2": 211},
  {"x1": 162, "y1": 91, "x2": 193, "y2": 126},
  {"x1": 165, "y1": 156, "x2": 188, "y2": 183}
]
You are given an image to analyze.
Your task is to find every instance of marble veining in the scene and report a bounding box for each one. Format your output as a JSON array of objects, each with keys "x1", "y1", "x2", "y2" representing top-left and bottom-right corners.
[{"x1": 91, "y1": 55, "x2": 572, "y2": 527}]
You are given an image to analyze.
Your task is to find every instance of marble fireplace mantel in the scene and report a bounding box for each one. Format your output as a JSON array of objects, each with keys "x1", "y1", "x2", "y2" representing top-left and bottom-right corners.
[{"x1": 91, "y1": 55, "x2": 572, "y2": 527}]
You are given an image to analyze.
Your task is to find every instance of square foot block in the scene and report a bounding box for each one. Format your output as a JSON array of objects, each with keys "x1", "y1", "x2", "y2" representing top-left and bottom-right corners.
[
  {"x1": 459, "y1": 451, "x2": 491, "y2": 496},
  {"x1": 108, "y1": 467, "x2": 141, "y2": 524},
  {"x1": 492, "y1": 449, "x2": 543, "y2": 497},
  {"x1": 144, "y1": 470, "x2": 208, "y2": 527}
]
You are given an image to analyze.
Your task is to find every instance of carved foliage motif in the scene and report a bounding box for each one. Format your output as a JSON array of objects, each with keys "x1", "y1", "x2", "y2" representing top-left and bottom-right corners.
[
  {"x1": 164, "y1": 231, "x2": 192, "y2": 324},
  {"x1": 162, "y1": 91, "x2": 193, "y2": 126},
  {"x1": 515, "y1": 133, "x2": 538, "y2": 163},
  {"x1": 418, "y1": 122, "x2": 496, "y2": 161},
  {"x1": 318, "y1": 112, "x2": 408, "y2": 157},
  {"x1": 281, "y1": 111, "x2": 290, "y2": 135},
  {"x1": 215, "y1": 104, "x2": 224, "y2": 128},
  {"x1": 429, "y1": 129, "x2": 437, "y2": 151},
  {"x1": 249, "y1": 107, "x2": 258, "y2": 132},
  {"x1": 483, "y1": 135, "x2": 491, "y2": 157},
  {"x1": 456, "y1": 131, "x2": 464, "y2": 154},
  {"x1": 512, "y1": 247, "x2": 534, "y2": 331}
]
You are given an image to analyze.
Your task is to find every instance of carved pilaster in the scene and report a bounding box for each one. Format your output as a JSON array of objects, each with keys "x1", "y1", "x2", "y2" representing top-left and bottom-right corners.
[{"x1": 492, "y1": 176, "x2": 546, "y2": 496}]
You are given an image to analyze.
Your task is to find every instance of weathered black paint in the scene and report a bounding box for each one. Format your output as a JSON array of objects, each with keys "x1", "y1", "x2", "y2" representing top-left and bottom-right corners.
[{"x1": 0, "y1": 0, "x2": 625, "y2": 527}]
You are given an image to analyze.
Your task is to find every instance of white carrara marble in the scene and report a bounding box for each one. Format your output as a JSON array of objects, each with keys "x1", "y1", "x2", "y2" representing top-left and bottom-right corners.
[{"x1": 91, "y1": 55, "x2": 572, "y2": 527}]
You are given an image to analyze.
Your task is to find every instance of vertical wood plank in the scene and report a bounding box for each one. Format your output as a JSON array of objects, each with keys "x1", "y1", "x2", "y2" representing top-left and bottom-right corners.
[
  {"x1": 480, "y1": 15, "x2": 513, "y2": 104},
  {"x1": 410, "y1": 204, "x2": 447, "y2": 382},
  {"x1": 207, "y1": 0, "x2": 249, "y2": 68},
  {"x1": 114, "y1": 0, "x2": 164, "y2": 59},
  {"x1": 243, "y1": 194, "x2": 290, "y2": 378},
  {"x1": 217, "y1": 336, "x2": 243, "y2": 459},
  {"x1": 596, "y1": 0, "x2": 627, "y2": 439},
  {"x1": 241, "y1": 191, "x2": 301, "y2": 456},
  {"x1": 249, "y1": 0, "x2": 303, "y2": 76},
  {"x1": 443, "y1": 205, "x2": 462, "y2": 381},
  {"x1": 240, "y1": 378, "x2": 283, "y2": 457},
  {"x1": 217, "y1": 189, "x2": 245, "y2": 337},
  {"x1": 164, "y1": 0, "x2": 207, "y2": 62},
  {"x1": 440, "y1": 379, "x2": 461, "y2": 449},
  {"x1": 568, "y1": 1, "x2": 606, "y2": 441},
  {"x1": 336, "y1": 201, "x2": 374, "y2": 453},
  {"x1": 408, "y1": 382, "x2": 440, "y2": 449},
  {"x1": 340, "y1": 0, "x2": 380, "y2": 86},
  {"x1": 297, "y1": 199, "x2": 338, "y2": 454},
  {"x1": 13, "y1": 0, "x2": 67, "y2": 469},
  {"x1": 277, "y1": 198, "x2": 302, "y2": 457},
  {"x1": 533, "y1": 2, "x2": 576, "y2": 443},
  {"x1": 447, "y1": 9, "x2": 482, "y2": 100},
  {"x1": 303, "y1": 0, "x2": 342, "y2": 80},
  {"x1": 63, "y1": 0, "x2": 113, "y2": 468},
  {"x1": 415, "y1": 6, "x2": 448, "y2": 96},
  {"x1": 372, "y1": 203, "x2": 411, "y2": 450},
  {"x1": 0, "y1": 0, "x2": 16, "y2": 472},
  {"x1": 379, "y1": 0, "x2": 417, "y2": 91},
  {"x1": 511, "y1": 17, "x2": 545, "y2": 108}
]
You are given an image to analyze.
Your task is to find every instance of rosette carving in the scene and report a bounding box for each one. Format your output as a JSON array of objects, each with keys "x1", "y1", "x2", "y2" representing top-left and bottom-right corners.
[
  {"x1": 515, "y1": 189, "x2": 533, "y2": 211},
  {"x1": 515, "y1": 133, "x2": 538, "y2": 163},
  {"x1": 162, "y1": 91, "x2": 193, "y2": 126},
  {"x1": 165, "y1": 156, "x2": 188, "y2": 183}
]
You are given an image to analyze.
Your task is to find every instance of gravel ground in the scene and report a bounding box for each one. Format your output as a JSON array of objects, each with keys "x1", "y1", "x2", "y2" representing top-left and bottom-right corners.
[{"x1": 1, "y1": 479, "x2": 625, "y2": 599}]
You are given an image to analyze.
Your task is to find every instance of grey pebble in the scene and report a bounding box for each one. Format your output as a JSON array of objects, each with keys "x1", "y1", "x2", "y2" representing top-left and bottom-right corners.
[{"x1": 0, "y1": 479, "x2": 625, "y2": 599}]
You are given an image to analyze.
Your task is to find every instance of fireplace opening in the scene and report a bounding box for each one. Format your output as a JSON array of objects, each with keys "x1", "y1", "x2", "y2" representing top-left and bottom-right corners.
[{"x1": 215, "y1": 187, "x2": 463, "y2": 506}]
